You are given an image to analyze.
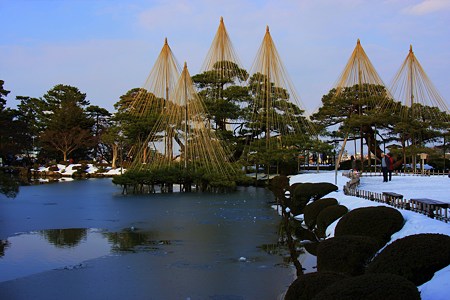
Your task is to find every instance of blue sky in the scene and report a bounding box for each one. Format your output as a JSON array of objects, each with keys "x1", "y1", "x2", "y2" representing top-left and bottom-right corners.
[{"x1": 1, "y1": 0, "x2": 449, "y2": 113}]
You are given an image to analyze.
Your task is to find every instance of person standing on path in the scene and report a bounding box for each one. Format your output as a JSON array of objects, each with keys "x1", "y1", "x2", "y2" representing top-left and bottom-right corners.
[
  {"x1": 386, "y1": 153, "x2": 394, "y2": 181},
  {"x1": 381, "y1": 153, "x2": 391, "y2": 182}
]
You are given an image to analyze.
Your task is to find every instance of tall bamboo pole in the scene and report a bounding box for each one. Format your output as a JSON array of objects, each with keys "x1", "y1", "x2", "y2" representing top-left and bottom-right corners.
[
  {"x1": 183, "y1": 62, "x2": 189, "y2": 170},
  {"x1": 409, "y1": 46, "x2": 416, "y2": 173}
]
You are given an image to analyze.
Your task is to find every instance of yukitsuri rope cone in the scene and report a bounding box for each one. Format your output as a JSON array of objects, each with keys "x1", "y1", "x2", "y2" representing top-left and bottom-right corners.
[
  {"x1": 125, "y1": 38, "x2": 182, "y2": 163},
  {"x1": 193, "y1": 17, "x2": 248, "y2": 137},
  {"x1": 330, "y1": 39, "x2": 392, "y2": 171},
  {"x1": 131, "y1": 61, "x2": 237, "y2": 178},
  {"x1": 123, "y1": 37, "x2": 236, "y2": 191},
  {"x1": 389, "y1": 45, "x2": 449, "y2": 119},
  {"x1": 200, "y1": 17, "x2": 247, "y2": 81},
  {"x1": 388, "y1": 45, "x2": 449, "y2": 170},
  {"x1": 244, "y1": 25, "x2": 315, "y2": 177}
]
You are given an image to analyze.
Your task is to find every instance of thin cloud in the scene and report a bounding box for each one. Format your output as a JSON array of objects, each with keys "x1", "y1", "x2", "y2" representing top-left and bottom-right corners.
[{"x1": 403, "y1": 0, "x2": 450, "y2": 15}]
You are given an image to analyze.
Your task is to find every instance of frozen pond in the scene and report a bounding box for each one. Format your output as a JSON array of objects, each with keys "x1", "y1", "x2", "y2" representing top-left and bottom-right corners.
[{"x1": 0, "y1": 179, "x2": 295, "y2": 299}]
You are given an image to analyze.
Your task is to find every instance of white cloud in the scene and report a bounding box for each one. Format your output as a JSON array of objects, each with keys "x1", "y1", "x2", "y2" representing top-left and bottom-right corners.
[{"x1": 403, "y1": 0, "x2": 450, "y2": 15}]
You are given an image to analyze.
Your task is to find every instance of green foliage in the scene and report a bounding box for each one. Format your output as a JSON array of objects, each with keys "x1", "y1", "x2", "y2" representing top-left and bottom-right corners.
[
  {"x1": 285, "y1": 272, "x2": 349, "y2": 300},
  {"x1": 0, "y1": 82, "x2": 31, "y2": 162},
  {"x1": 0, "y1": 80, "x2": 9, "y2": 110},
  {"x1": 234, "y1": 172, "x2": 254, "y2": 186},
  {"x1": 317, "y1": 235, "x2": 382, "y2": 276},
  {"x1": 39, "y1": 85, "x2": 95, "y2": 161},
  {"x1": 367, "y1": 233, "x2": 450, "y2": 285},
  {"x1": 312, "y1": 273, "x2": 420, "y2": 300},
  {"x1": 86, "y1": 105, "x2": 112, "y2": 159},
  {"x1": 113, "y1": 88, "x2": 164, "y2": 158},
  {"x1": 303, "y1": 198, "x2": 338, "y2": 229},
  {"x1": 312, "y1": 84, "x2": 394, "y2": 134},
  {"x1": 335, "y1": 206, "x2": 404, "y2": 246},
  {"x1": 43, "y1": 84, "x2": 90, "y2": 108},
  {"x1": 315, "y1": 205, "x2": 348, "y2": 238},
  {"x1": 397, "y1": 104, "x2": 449, "y2": 146},
  {"x1": 192, "y1": 60, "x2": 249, "y2": 135},
  {"x1": 113, "y1": 164, "x2": 239, "y2": 193}
]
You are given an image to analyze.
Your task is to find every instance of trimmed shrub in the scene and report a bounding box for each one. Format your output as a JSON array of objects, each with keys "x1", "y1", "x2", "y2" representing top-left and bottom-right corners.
[
  {"x1": 285, "y1": 272, "x2": 348, "y2": 300},
  {"x1": 289, "y1": 182, "x2": 302, "y2": 192},
  {"x1": 317, "y1": 235, "x2": 381, "y2": 275},
  {"x1": 304, "y1": 242, "x2": 319, "y2": 256},
  {"x1": 335, "y1": 206, "x2": 404, "y2": 246},
  {"x1": 303, "y1": 198, "x2": 338, "y2": 229},
  {"x1": 293, "y1": 222, "x2": 318, "y2": 242},
  {"x1": 367, "y1": 233, "x2": 450, "y2": 285},
  {"x1": 312, "y1": 273, "x2": 420, "y2": 300},
  {"x1": 268, "y1": 175, "x2": 290, "y2": 200},
  {"x1": 290, "y1": 183, "x2": 338, "y2": 215},
  {"x1": 286, "y1": 182, "x2": 302, "y2": 209},
  {"x1": 315, "y1": 205, "x2": 348, "y2": 238}
]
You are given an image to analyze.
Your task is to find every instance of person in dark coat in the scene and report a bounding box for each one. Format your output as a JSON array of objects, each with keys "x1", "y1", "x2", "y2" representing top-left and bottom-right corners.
[
  {"x1": 351, "y1": 155, "x2": 356, "y2": 171},
  {"x1": 386, "y1": 153, "x2": 394, "y2": 181},
  {"x1": 381, "y1": 153, "x2": 391, "y2": 182}
]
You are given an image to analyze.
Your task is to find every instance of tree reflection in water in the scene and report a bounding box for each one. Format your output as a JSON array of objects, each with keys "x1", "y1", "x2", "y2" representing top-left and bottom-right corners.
[
  {"x1": 40, "y1": 228, "x2": 88, "y2": 248},
  {"x1": 1, "y1": 240, "x2": 10, "y2": 257},
  {"x1": 38, "y1": 228, "x2": 175, "y2": 252},
  {"x1": 0, "y1": 170, "x2": 20, "y2": 198},
  {"x1": 102, "y1": 229, "x2": 160, "y2": 252}
]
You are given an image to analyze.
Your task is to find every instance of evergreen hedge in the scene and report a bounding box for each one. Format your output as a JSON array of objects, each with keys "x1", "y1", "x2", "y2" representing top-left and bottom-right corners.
[
  {"x1": 303, "y1": 198, "x2": 338, "y2": 230},
  {"x1": 312, "y1": 273, "x2": 420, "y2": 300},
  {"x1": 284, "y1": 272, "x2": 348, "y2": 300},
  {"x1": 290, "y1": 182, "x2": 338, "y2": 215},
  {"x1": 334, "y1": 206, "x2": 404, "y2": 246},
  {"x1": 317, "y1": 235, "x2": 381, "y2": 275},
  {"x1": 315, "y1": 204, "x2": 348, "y2": 238},
  {"x1": 367, "y1": 233, "x2": 450, "y2": 285},
  {"x1": 268, "y1": 175, "x2": 290, "y2": 200}
]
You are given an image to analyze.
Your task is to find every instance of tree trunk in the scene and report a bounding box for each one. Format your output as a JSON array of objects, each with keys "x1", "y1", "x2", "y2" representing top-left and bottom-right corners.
[
  {"x1": 143, "y1": 146, "x2": 147, "y2": 163},
  {"x1": 112, "y1": 144, "x2": 118, "y2": 169},
  {"x1": 360, "y1": 127, "x2": 364, "y2": 172},
  {"x1": 362, "y1": 125, "x2": 402, "y2": 169},
  {"x1": 362, "y1": 125, "x2": 382, "y2": 160},
  {"x1": 336, "y1": 135, "x2": 349, "y2": 169}
]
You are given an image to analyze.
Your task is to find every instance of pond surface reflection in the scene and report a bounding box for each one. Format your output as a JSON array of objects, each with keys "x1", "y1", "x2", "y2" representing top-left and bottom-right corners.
[
  {"x1": 0, "y1": 179, "x2": 295, "y2": 299},
  {"x1": 0, "y1": 228, "x2": 181, "y2": 282}
]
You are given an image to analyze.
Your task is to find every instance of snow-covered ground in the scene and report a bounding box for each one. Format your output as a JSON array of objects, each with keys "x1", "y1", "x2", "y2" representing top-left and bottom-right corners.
[
  {"x1": 34, "y1": 164, "x2": 124, "y2": 177},
  {"x1": 288, "y1": 171, "x2": 450, "y2": 300},
  {"x1": 358, "y1": 174, "x2": 449, "y2": 203}
]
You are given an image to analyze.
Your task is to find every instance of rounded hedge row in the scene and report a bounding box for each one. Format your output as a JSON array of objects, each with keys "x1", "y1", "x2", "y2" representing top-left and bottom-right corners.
[
  {"x1": 303, "y1": 198, "x2": 338, "y2": 230},
  {"x1": 316, "y1": 235, "x2": 381, "y2": 275},
  {"x1": 334, "y1": 206, "x2": 404, "y2": 246},
  {"x1": 315, "y1": 204, "x2": 348, "y2": 238},
  {"x1": 284, "y1": 271, "x2": 348, "y2": 300},
  {"x1": 312, "y1": 273, "x2": 420, "y2": 300},
  {"x1": 367, "y1": 233, "x2": 450, "y2": 285},
  {"x1": 290, "y1": 182, "x2": 338, "y2": 215}
]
